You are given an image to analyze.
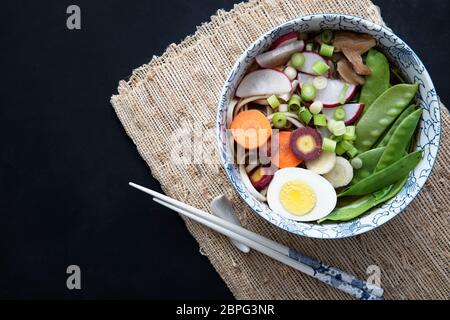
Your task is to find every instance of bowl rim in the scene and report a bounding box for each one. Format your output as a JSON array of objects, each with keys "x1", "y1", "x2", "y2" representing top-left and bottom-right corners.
[{"x1": 216, "y1": 13, "x2": 441, "y2": 239}]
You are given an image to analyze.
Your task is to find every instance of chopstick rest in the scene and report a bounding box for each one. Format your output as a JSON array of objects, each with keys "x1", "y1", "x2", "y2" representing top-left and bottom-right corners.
[{"x1": 211, "y1": 195, "x2": 251, "y2": 253}]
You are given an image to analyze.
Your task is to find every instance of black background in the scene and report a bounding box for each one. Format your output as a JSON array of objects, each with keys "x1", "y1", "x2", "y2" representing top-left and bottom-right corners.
[{"x1": 0, "y1": 0, "x2": 448, "y2": 299}]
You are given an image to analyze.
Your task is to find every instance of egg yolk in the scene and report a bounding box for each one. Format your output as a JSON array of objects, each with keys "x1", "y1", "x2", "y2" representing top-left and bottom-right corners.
[{"x1": 279, "y1": 181, "x2": 316, "y2": 216}]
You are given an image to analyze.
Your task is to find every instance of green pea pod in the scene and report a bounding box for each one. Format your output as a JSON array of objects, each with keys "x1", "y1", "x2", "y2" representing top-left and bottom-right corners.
[
  {"x1": 376, "y1": 104, "x2": 416, "y2": 147},
  {"x1": 319, "y1": 176, "x2": 408, "y2": 223},
  {"x1": 338, "y1": 150, "x2": 422, "y2": 197},
  {"x1": 359, "y1": 49, "x2": 390, "y2": 112},
  {"x1": 355, "y1": 83, "x2": 419, "y2": 152},
  {"x1": 352, "y1": 147, "x2": 385, "y2": 184},
  {"x1": 375, "y1": 109, "x2": 422, "y2": 172}
]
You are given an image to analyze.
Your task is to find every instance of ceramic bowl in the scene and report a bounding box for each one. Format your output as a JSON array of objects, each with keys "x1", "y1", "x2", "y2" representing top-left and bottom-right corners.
[{"x1": 216, "y1": 14, "x2": 441, "y2": 238}]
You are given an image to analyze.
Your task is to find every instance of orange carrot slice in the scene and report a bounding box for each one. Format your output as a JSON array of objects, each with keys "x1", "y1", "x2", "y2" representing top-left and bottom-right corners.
[
  {"x1": 230, "y1": 110, "x2": 272, "y2": 149},
  {"x1": 272, "y1": 131, "x2": 303, "y2": 168}
]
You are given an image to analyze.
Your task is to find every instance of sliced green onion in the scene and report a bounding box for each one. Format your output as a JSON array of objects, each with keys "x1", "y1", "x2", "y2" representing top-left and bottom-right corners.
[
  {"x1": 332, "y1": 121, "x2": 346, "y2": 136},
  {"x1": 319, "y1": 43, "x2": 335, "y2": 57},
  {"x1": 335, "y1": 143, "x2": 347, "y2": 156},
  {"x1": 344, "y1": 126, "x2": 356, "y2": 141},
  {"x1": 339, "y1": 140, "x2": 354, "y2": 152},
  {"x1": 321, "y1": 30, "x2": 334, "y2": 44},
  {"x1": 351, "y1": 157, "x2": 363, "y2": 169},
  {"x1": 305, "y1": 42, "x2": 314, "y2": 51},
  {"x1": 284, "y1": 120, "x2": 293, "y2": 129},
  {"x1": 333, "y1": 107, "x2": 346, "y2": 120},
  {"x1": 312, "y1": 60, "x2": 330, "y2": 76},
  {"x1": 330, "y1": 134, "x2": 343, "y2": 143},
  {"x1": 288, "y1": 94, "x2": 302, "y2": 112},
  {"x1": 322, "y1": 137, "x2": 337, "y2": 152},
  {"x1": 267, "y1": 95, "x2": 280, "y2": 109},
  {"x1": 284, "y1": 66, "x2": 297, "y2": 81},
  {"x1": 272, "y1": 112, "x2": 287, "y2": 129},
  {"x1": 313, "y1": 114, "x2": 327, "y2": 127},
  {"x1": 290, "y1": 52, "x2": 305, "y2": 70},
  {"x1": 309, "y1": 101, "x2": 323, "y2": 114},
  {"x1": 299, "y1": 108, "x2": 313, "y2": 124},
  {"x1": 300, "y1": 83, "x2": 316, "y2": 102},
  {"x1": 278, "y1": 104, "x2": 288, "y2": 112},
  {"x1": 347, "y1": 147, "x2": 359, "y2": 158},
  {"x1": 338, "y1": 84, "x2": 350, "y2": 105},
  {"x1": 327, "y1": 118, "x2": 336, "y2": 132},
  {"x1": 313, "y1": 76, "x2": 328, "y2": 90}
]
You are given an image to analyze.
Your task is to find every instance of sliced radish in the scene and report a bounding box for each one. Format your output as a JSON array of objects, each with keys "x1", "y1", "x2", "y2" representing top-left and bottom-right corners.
[
  {"x1": 236, "y1": 69, "x2": 292, "y2": 98},
  {"x1": 321, "y1": 103, "x2": 365, "y2": 124},
  {"x1": 279, "y1": 80, "x2": 299, "y2": 101},
  {"x1": 298, "y1": 73, "x2": 357, "y2": 108},
  {"x1": 297, "y1": 52, "x2": 327, "y2": 75},
  {"x1": 270, "y1": 32, "x2": 299, "y2": 49},
  {"x1": 256, "y1": 40, "x2": 305, "y2": 69}
]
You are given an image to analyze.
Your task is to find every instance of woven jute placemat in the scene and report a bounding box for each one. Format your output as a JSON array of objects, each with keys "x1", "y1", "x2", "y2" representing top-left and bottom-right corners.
[{"x1": 111, "y1": 0, "x2": 449, "y2": 299}]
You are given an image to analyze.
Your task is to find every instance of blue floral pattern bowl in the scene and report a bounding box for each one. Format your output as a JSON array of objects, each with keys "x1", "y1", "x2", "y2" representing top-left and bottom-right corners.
[{"x1": 216, "y1": 14, "x2": 440, "y2": 239}]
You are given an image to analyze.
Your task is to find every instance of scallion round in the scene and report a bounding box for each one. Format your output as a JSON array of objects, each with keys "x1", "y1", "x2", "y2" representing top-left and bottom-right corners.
[
  {"x1": 332, "y1": 120, "x2": 346, "y2": 136},
  {"x1": 313, "y1": 76, "x2": 328, "y2": 90},
  {"x1": 344, "y1": 125, "x2": 356, "y2": 141},
  {"x1": 272, "y1": 112, "x2": 287, "y2": 129},
  {"x1": 321, "y1": 30, "x2": 334, "y2": 44},
  {"x1": 312, "y1": 60, "x2": 330, "y2": 76},
  {"x1": 267, "y1": 95, "x2": 280, "y2": 109},
  {"x1": 313, "y1": 114, "x2": 327, "y2": 127},
  {"x1": 300, "y1": 83, "x2": 316, "y2": 102},
  {"x1": 290, "y1": 52, "x2": 305, "y2": 70},
  {"x1": 333, "y1": 107, "x2": 346, "y2": 120},
  {"x1": 322, "y1": 137, "x2": 337, "y2": 153},
  {"x1": 309, "y1": 101, "x2": 323, "y2": 114},
  {"x1": 319, "y1": 43, "x2": 335, "y2": 57}
]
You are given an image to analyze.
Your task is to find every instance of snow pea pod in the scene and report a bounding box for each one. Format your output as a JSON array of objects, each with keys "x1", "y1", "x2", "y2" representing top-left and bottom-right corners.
[
  {"x1": 338, "y1": 150, "x2": 422, "y2": 197},
  {"x1": 359, "y1": 49, "x2": 390, "y2": 112},
  {"x1": 376, "y1": 104, "x2": 416, "y2": 147},
  {"x1": 355, "y1": 83, "x2": 418, "y2": 152},
  {"x1": 375, "y1": 109, "x2": 422, "y2": 172},
  {"x1": 319, "y1": 176, "x2": 408, "y2": 223},
  {"x1": 352, "y1": 147, "x2": 385, "y2": 184}
]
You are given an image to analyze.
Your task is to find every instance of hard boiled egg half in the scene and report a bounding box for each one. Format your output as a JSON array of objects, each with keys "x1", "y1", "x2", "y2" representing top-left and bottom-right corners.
[{"x1": 267, "y1": 168, "x2": 337, "y2": 222}]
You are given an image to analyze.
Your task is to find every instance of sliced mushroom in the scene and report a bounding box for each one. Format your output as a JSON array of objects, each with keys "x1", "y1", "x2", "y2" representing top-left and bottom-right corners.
[
  {"x1": 332, "y1": 32, "x2": 376, "y2": 76},
  {"x1": 337, "y1": 59, "x2": 365, "y2": 85}
]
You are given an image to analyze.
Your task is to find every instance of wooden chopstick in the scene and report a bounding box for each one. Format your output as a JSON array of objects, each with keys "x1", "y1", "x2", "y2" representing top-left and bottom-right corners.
[{"x1": 129, "y1": 182, "x2": 383, "y2": 300}]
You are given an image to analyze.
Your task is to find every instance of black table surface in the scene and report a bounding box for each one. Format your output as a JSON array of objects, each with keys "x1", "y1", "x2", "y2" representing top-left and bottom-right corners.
[{"x1": 1, "y1": 0, "x2": 449, "y2": 299}]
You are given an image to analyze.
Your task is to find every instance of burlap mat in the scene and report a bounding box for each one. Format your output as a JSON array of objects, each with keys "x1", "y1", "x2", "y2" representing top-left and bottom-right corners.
[{"x1": 111, "y1": 0, "x2": 450, "y2": 299}]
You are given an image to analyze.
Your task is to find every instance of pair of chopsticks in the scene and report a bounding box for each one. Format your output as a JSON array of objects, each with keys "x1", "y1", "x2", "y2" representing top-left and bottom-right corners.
[{"x1": 129, "y1": 182, "x2": 383, "y2": 300}]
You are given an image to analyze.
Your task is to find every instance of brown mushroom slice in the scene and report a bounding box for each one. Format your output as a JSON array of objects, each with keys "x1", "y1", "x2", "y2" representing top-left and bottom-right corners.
[
  {"x1": 333, "y1": 32, "x2": 376, "y2": 75},
  {"x1": 337, "y1": 59, "x2": 365, "y2": 85}
]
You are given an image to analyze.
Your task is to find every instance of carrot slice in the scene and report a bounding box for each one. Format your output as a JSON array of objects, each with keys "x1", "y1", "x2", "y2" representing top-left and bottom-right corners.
[
  {"x1": 230, "y1": 110, "x2": 272, "y2": 149},
  {"x1": 272, "y1": 131, "x2": 303, "y2": 168}
]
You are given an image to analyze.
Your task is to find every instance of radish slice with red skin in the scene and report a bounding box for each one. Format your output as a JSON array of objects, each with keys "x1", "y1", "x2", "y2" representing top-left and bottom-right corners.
[
  {"x1": 256, "y1": 40, "x2": 305, "y2": 69},
  {"x1": 270, "y1": 32, "x2": 299, "y2": 49},
  {"x1": 321, "y1": 103, "x2": 365, "y2": 124},
  {"x1": 297, "y1": 52, "x2": 328, "y2": 75},
  {"x1": 279, "y1": 79, "x2": 299, "y2": 101},
  {"x1": 236, "y1": 69, "x2": 292, "y2": 98},
  {"x1": 298, "y1": 73, "x2": 357, "y2": 108}
]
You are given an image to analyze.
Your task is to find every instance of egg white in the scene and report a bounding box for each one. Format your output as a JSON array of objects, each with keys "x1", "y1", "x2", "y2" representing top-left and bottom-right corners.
[{"x1": 267, "y1": 168, "x2": 337, "y2": 222}]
